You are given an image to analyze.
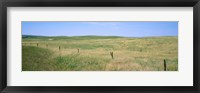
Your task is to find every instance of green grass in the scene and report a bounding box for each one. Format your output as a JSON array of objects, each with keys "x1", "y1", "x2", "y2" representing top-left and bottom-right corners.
[
  {"x1": 22, "y1": 36, "x2": 178, "y2": 71},
  {"x1": 22, "y1": 46, "x2": 110, "y2": 71},
  {"x1": 22, "y1": 46, "x2": 54, "y2": 71},
  {"x1": 55, "y1": 54, "x2": 110, "y2": 71}
]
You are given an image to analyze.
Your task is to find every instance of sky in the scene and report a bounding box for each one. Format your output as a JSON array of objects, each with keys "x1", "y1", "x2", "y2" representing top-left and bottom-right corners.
[{"x1": 22, "y1": 21, "x2": 178, "y2": 37}]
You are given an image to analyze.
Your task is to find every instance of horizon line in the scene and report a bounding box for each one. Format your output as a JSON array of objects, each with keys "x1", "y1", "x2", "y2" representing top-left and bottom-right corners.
[{"x1": 22, "y1": 34, "x2": 178, "y2": 38}]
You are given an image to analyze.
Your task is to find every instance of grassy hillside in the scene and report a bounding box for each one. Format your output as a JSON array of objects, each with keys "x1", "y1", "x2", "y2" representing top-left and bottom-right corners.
[
  {"x1": 22, "y1": 46, "x2": 54, "y2": 71},
  {"x1": 22, "y1": 36, "x2": 178, "y2": 71}
]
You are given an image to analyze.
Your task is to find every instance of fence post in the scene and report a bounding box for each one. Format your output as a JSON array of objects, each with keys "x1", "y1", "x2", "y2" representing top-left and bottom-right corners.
[
  {"x1": 164, "y1": 59, "x2": 167, "y2": 71},
  {"x1": 46, "y1": 44, "x2": 48, "y2": 48},
  {"x1": 37, "y1": 43, "x2": 38, "y2": 47},
  {"x1": 59, "y1": 46, "x2": 61, "y2": 51},
  {"x1": 77, "y1": 48, "x2": 79, "y2": 53},
  {"x1": 110, "y1": 52, "x2": 114, "y2": 59}
]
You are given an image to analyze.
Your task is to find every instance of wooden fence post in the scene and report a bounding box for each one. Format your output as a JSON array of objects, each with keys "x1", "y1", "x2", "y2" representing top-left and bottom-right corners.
[
  {"x1": 37, "y1": 43, "x2": 38, "y2": 47},
  {"x1": 59, "y1": 46, "x2": 61, "y2": 51},
  {"x1": 164, "y1": 59, "x2": 167, "y2": 71},
  {"x1": 77, "y1": 48, "x2": 79, "y2": 53},
  {"x1": 46, "y1": 44, "x2": 48, "y2": 48},
  {"x1": 110, "y1": 52, "x2": 114, "y2": 59}
]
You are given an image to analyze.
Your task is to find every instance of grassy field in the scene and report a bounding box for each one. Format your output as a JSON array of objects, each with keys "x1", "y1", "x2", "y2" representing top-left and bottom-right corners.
[{"x1": 22, "y1": 36, "x2": 178, "y2": 71}]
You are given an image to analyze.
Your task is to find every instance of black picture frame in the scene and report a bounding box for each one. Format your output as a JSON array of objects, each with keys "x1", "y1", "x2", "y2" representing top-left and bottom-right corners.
[{"x1": 0, "y1": 0, "x2": 199, "y2": 93}]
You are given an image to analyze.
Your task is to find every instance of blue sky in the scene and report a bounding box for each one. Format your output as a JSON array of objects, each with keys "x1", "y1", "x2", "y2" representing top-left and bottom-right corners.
[{"x1": 22, "y1": 21, "x2": 178, "y2": 37}]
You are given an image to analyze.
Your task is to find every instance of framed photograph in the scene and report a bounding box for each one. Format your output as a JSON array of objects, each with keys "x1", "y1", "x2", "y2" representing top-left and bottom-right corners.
[{"x1": 0, "y1": 0, "x2": 199, "y2": 93}]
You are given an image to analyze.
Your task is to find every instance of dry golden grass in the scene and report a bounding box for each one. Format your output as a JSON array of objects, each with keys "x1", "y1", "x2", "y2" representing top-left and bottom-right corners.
[{"x1": 22, "y1": 36, "x2": 178, "y2": 71}]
